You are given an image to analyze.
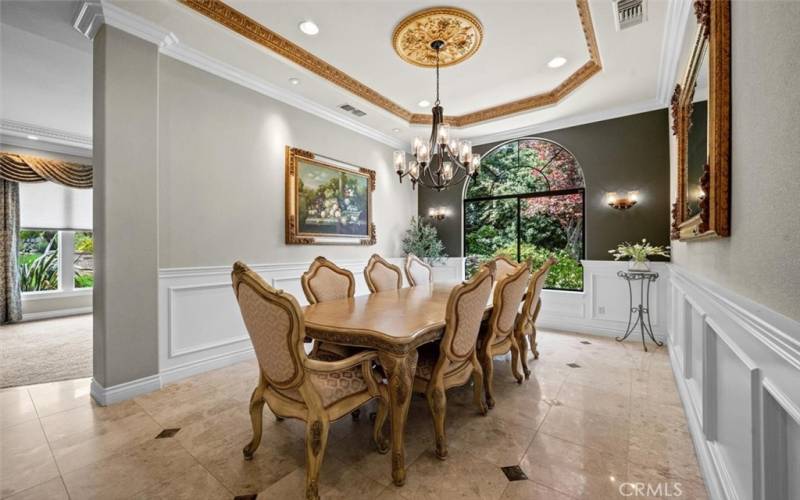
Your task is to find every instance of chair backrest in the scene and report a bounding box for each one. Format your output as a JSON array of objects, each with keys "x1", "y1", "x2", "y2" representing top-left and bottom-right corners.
[
  {"x1": 364, "y1": 254, "x2": 403, "y2": 292},
  {"x1": 301, "y1": 256, "x2": 355, "y2": 304},
  {"x1": 231, "y1": 261, "x2": 305, "y2": 390},
  {"x1": 488, "y1": 262, "x2": 531, "y2": 344},
  {"x1": 481, "y1": 255, "x2": 518, "y2": 284},
  {"x1": 439, "y1": 267, "x2": 494, "y2": 362},
  {"x1": 405, "y1": 254, "x2": 433, "y2": 287},
  {"x1": 520, "y1": 256, "x2": 557, "y2": 324}
]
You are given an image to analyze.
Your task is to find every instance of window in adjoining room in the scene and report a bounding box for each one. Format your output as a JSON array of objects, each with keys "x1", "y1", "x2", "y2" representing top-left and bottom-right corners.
[{"x1": 464, "y1": 138, "x2": 585, "y2": 291}]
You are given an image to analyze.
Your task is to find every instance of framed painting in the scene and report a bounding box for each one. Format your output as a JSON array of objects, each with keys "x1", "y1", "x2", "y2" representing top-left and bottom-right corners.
[{"x1": 285, "y1": 146, "x2": 376, "y2": 245}]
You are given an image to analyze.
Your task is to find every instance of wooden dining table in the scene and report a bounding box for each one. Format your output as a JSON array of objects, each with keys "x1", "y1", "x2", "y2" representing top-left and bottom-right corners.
[{"x1": 303, "y1": 282, "x2": 493, "y2": 486}]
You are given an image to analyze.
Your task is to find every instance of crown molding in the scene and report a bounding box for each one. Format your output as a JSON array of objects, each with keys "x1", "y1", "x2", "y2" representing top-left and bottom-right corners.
[
  {"x1": 469, "y1": 98, "x2": 664, "y2": 146},
  {"x1": 656, "y1": 0, "x2": 693, "y2": 105},
  {"x1": 73, "y1": 1, "x2": 404, "y2": 150},
  {"x1": 0, "y1": 119, "x2": 93, "y2": 158}
]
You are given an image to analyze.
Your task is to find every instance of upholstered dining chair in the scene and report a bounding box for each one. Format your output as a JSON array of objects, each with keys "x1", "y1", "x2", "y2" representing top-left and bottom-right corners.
[
  {"x1": 404, "y1": 253, "x2": 433, "y2": 287},
  {"x1": 478, "y1": 262, "x2": 531, "y2": 409},
  {"x1": 364, "y1": 254, "x2": 403, "y2": 292},
  {"x1": 411, "y1": 266, "x2": 494, "y2": 460},
  {"x1": 231, "y1": 261, "x2": 389, "y2": 500},
  {"x1": 481, "y1": 255, "x2": 518, "y2": 284},
  {"x1": 516, "y1": 256, "x2": 557, "y2": 379}
]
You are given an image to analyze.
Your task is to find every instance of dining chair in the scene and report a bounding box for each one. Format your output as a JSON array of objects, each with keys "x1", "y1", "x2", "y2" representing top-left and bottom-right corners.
[
  {"x1": 481, "y1": 255, "x2": 518, "y2": 284},
  {"x1": 478, "y1": 262, "x2": 531, "y2": 409},
  {"x1": 364, "y1": 254, "x2": 403, "y2": 292},
  {"x1": 411, "y1": 266, "x2": 494, "y2": 460},
  {"x1": 404, "y1": 253, "x2": 433, "y2": 287},
  {"x1": 516, "y1": 256, "x2": 557, "y2": 378},
  {"x1": 231, "y1": 261, "x2": 389, "y2": 500}
]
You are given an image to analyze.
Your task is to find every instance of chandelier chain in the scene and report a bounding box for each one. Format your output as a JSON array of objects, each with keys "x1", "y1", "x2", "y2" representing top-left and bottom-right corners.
[{"x1": 435, "y1": 46, "x2": 441, "y2": 106}]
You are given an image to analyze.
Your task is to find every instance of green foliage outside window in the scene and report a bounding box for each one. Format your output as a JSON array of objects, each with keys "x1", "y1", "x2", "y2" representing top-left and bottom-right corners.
[
  {"x1": 19, "y1": 231, "x2": 59, "y2": 291},
  {"x1": 73, "y1": 231, "x2": 94, "y2": 288}
]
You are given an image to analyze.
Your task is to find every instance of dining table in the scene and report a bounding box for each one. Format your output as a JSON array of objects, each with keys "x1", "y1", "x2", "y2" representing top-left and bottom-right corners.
[{"x1": 302, "y1": 281, "x2": 494, "y2": 486}]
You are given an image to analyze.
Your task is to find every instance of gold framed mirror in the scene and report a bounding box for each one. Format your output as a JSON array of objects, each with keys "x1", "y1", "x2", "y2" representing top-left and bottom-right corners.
[{"x1": 671, "y1": 0, "x2": 730, "y2": 241}]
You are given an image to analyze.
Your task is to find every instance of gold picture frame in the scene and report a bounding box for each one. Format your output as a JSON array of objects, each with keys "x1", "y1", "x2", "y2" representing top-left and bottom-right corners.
[
  {"x1": 670, "y1": 0, "x2": 731, "y2": 241},
  {"x1": 285, "y1": 147, "x2": 376, "y2": 245}
]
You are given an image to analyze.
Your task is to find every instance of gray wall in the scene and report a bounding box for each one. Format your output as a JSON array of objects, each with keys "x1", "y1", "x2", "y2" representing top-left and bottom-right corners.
[
  {"x1": 158, "y1": 56, "x2": 417, "y2": 268},
  {"x1": 670, "y1": 0, "x2": 800, "y2": 322},
  {"x1": 419, "y1": 109, "x2": 671, "y2": 260},
  {"x1": 92, "y1": 26, "x2": 159, "y2": 388}
]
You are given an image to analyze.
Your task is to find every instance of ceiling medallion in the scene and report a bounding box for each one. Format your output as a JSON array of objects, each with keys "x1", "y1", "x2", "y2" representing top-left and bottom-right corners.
[{"x1": 392, "y1": 7, "x2": 483, "y2": 68}]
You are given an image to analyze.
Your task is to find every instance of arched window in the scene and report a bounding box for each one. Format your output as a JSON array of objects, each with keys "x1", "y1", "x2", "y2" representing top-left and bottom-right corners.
[{"x1": 464, "y1": 138, "x2": 585, "y2": 290}]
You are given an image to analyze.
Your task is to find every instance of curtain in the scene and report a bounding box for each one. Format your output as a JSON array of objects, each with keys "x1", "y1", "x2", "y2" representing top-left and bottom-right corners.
[
  {"x1": 0, "y1": 152, "x2": 92, "y2": 188},
  {"x1": 1, "y1": 180, "x2": 22, "y2": 323}
]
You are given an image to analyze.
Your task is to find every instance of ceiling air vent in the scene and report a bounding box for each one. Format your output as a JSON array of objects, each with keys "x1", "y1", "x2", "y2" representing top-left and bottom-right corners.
[
  {"x1": 339, "y1": 104, "x2": 367, "y2": 117},
  {"x1": 613, "y1": 0, "x2": 647, "y2": 31}
]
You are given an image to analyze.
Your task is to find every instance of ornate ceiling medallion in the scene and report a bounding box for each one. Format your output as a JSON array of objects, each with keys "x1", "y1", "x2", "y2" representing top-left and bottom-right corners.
[{"x1": 392, "y1": 7, "x2": 483, "y2": 68}]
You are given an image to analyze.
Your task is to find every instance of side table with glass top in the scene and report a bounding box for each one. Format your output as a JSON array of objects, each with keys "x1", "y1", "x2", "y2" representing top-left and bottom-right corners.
[{"x1": 616, "y1": 270, "x2": 663, "y2": 352}]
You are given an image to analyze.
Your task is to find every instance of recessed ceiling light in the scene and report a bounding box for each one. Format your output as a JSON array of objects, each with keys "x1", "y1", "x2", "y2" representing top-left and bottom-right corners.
[
  {"x1": 288, "y1": 77, "x2": 300, "y2": 85},
  {"x1": 547, "y1": 56, "x2": 567, "y2": 68},
  {"x1": 392, "y1": 128, "x2": 401, "y2": 133},
  {"x1": 298, "y1": 20, "x2": 319, "y2": 36},
  {"x1": 417, "y1": 100, "x2": 431, "y2": 108},
  {"x1": 27, "y1": 135, "x2": 39, "y2": 140}
]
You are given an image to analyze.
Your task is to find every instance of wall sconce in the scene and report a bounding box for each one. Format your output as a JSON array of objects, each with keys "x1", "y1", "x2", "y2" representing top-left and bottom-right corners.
[
  {"x1": 428, "y1": 207, "x2": 448, "y2": 221},
  {"x1": 606, "y1": 191, "x2": 639, "y2": 210}
]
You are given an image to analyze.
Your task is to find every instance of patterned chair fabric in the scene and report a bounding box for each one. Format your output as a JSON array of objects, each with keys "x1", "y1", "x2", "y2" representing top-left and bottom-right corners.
[
  {"x1": 516, "y1": 256, "x2": 557, "y2": 377},
  {"x1": 404, "y1": 254, "x2": 433, "y2": 287},
  {"x1": 411, "y1": 267, "x2": 494, "y2": 460},
  {"x1": 302, "y1": 257, "x2": 355, "y2": 304},
  {"x1": 482, "y1": 255, "x2": 518, "y2": 284},
  {"x1": 364, "y1": 254, "x2": 403, "y2": 293},
  {"x1": 479, "y1": 262, "x2": 530, "y2": 409},
  {"x1": 231, "y1": 261, "x2": 389, "y2": 500}
]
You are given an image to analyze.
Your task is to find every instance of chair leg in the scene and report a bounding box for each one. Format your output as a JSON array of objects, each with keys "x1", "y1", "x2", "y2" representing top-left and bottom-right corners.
[
  {"x1": 531, "y1": 327, "x2": 540, "y2": 360},
  {"x1": 509, "y1": 337, "x2": 524, "y2": 385},
  {"x1": 470, "y1": 356, "x2": 488, "y2": 415},
  {"x1": 304, "y1": 415, "x2": 330, "y2": 500},
  {"x1": 243, "y1": 379, "x2": 266, "y2": 460},
  {"x1": 373, "y1": 395, "x2": 390, "y2": 454},
  {"x1": 426, "y1": 385, "x2": 448, "y2": 460},
  {"x1": 481, "y1": 348, "x2": 496, "y2": 409},
  {"x1": 518, "y1": 333, "x2": 531, "y2": 379}
]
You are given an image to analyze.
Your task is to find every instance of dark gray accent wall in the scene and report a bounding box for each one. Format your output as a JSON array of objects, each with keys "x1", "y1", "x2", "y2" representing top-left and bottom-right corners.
[{"x1": 418, "y1": 109, "x2": 671, "y2": 260}]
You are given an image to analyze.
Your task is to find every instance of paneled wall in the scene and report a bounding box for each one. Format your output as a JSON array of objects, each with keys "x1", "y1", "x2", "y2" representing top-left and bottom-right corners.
[{"x1": 668, "y1": 265, "x2": 800, "y2": 500}]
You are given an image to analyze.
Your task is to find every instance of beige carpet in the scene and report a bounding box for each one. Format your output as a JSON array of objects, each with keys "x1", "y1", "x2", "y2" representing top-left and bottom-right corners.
[{"x1": 0, "y1": 314, "x2": 92, "y2": 388}]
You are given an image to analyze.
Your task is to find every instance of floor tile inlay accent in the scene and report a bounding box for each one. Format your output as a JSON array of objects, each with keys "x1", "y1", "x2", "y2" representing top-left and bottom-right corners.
[
  {"x1": 566, "y1": 362, "x2": 581, "y2": 368},
  {"x1": 155, "y1": 428, "x2": 181, "y2": 439},
  {"x1": 501, "y1": 465, "x2": 529, "y2": 481},
  {"x1": 232, "y1": 495, "x2": 257, "y2": 500},
  {"x1": 580, "y1": 340, "x2": 592, "y2": 344}
]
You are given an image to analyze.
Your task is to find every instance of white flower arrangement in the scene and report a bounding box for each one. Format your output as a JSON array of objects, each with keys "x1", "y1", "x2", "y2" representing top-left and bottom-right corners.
[{"x1": 609, "y1": 239, "x2": 670, "y2": 263}]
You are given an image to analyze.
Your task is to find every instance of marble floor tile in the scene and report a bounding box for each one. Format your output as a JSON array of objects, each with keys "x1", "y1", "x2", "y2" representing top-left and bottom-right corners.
[
  {"x1": 626, "y1": 462, "x2": 709, "y2": 500},
  {"x1": 27, "y1": 378, "x2": 92, "y2": 418},
  {"x1": 448, "y1": 413, "x2": 540, "y2": 468},
  {"x1": 500, "y1": 480, "x2": 576, "y2": 500},
  {"x1": 129, "y1": 463, "x2": 232, "y2": 499},
  {"x1": 539, "y1": 405, "x2": 630, "y2": 459},
  {"x1": 399, "y1": 447, "x2": 509, "y2": 500},
  {"x1": 0, "y1": 419, "x2": 60, "y2": 497},
  {"x1": 519, "y1": 433, "x2": 628, "y2": 499},
  {"x1": 628, "y1": 424, "x2": 703, "y2": 483},
  {"x1": 4, "y1": 477, "x2": 69, "y2": 500},
  {"x1": 134, "y1": 378, "x2": 238, "y2": 428},
  {"x1": 0, "y1": 388, "x2": 38, "y2": 429},
  {"x1": 555, "y1": 381, "x2": 631, "y2": 419},
  {"x1": 258, "y1": 456, "x2": 386, "y2": 500}
]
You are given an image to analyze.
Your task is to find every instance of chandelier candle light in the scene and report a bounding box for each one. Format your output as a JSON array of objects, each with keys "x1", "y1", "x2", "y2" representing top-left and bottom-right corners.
[{"x1": 394, "y1": 40, "x2": 481, "y2": 191}]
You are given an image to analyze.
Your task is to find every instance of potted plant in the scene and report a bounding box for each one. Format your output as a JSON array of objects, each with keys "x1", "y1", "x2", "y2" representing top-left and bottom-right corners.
[
  {"x1": 401, "y1": 216, "x2": 447, "y2": 266},
  {"x1": 609, "y1": 239, "x2": 670, "y2": 271}
]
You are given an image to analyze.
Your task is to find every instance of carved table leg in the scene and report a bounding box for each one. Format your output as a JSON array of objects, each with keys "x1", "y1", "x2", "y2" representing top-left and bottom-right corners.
[{"x1": 378, "y1": 349, "x2": 418, "y2": 487}]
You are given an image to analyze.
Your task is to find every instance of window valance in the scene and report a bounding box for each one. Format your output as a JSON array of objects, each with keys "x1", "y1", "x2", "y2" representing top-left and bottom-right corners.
[{"x1": 0, "y1": 152, "x2": 92, "y2": 189}]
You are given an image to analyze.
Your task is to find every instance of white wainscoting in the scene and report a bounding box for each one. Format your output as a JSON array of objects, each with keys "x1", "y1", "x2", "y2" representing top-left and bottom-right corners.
[
  {"x1": 536, "y1": 260, "x2": 670, "y2": 341},
  {"x1": 668, "y1": 265, "x2": 800, "y2": 500},
  {"x1": 157, "y1": 257, "x2": 465, "y2": 384}
]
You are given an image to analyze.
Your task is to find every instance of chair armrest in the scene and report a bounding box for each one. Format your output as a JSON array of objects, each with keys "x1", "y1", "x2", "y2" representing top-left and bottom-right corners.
[{"x1": 305, "y1": 349, "x2": 379, "y2": 373}]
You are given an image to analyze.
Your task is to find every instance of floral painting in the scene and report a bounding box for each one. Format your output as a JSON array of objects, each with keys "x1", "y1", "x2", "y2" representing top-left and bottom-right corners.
[
  {"x1": 297, "y1": 159, "x2": 369, "y2": 236},
  {"x1": 285, "y1": 147, "x2": 375, "y2": 245}
]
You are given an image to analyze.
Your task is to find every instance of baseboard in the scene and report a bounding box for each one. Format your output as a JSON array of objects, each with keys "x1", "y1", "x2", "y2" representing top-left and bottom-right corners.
[
  {"x1": 537, "y1": 317, "x2": 667, "y2": 343},
  {"x1": 21, "y1": 306, "x2": 93, "y2": 322},
  {"x1": 90, "y1": 374, "x2": 161, "y2": 406},
  {"x1": 667, "y1": 341, "x2": 726, "y2": 500},
  {"x1": 159, "y1": 346, "x2": 255, "y2": 385}
]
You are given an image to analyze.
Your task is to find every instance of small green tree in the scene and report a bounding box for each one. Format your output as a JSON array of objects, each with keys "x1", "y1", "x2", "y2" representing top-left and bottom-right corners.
[{"x1": 401, "y1": 216, "x2": 447, "y2": 266}]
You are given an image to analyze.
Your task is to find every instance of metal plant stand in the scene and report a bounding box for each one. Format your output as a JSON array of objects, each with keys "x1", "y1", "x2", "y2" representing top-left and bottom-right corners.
[{"x1": 616, "y1": 270, "x2": 663, "y2": 352}]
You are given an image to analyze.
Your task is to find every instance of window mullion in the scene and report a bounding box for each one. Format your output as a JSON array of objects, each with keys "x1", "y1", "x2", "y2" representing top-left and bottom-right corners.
[{"x1": 60, "y1": 231, "x2": 75, "y2": 292}]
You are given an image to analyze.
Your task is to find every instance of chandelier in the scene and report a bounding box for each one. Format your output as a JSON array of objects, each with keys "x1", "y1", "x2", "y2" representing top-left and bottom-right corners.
[{"x1": 394, "y1": 40, "x2": 481, "y2": 191}]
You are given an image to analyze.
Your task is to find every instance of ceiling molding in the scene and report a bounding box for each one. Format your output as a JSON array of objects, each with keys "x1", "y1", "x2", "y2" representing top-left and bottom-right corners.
[
  {"x1": 0, "y1": 120, "x2": 93, "y2": 158},
  {"x1": 656, "y1": 0, "x2": 693, "y2": 105},
  {"x1": 469, "y1": 98, "x2": 665, "y2": 146},
  {"x1": 72, "y1": 1, "x2": 404, "y2": 150},
  {"x1": 177, "y1": 0, "x2": 602, "y2": 128}
]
